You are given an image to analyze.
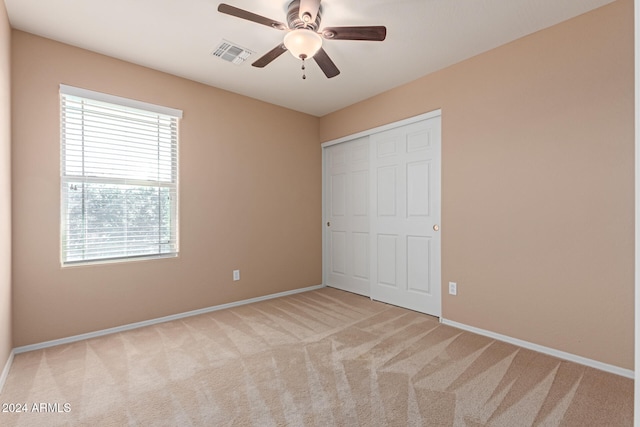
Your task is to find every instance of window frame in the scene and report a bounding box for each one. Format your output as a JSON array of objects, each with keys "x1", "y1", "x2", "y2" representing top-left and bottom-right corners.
[{"x1": 59, "y1": 85, "x2": 182, "y2": 266}]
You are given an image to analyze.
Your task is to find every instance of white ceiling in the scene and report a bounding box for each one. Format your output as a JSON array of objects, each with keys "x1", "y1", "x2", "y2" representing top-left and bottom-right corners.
[{"x1": 5, "y1": 0, "x2": 615, "y2": 116}]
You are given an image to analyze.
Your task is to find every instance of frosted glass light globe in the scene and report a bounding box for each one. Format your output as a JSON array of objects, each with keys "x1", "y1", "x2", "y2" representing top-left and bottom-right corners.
[{"x1": 284, "y1": 29, "x2": 322, "y2": 59}]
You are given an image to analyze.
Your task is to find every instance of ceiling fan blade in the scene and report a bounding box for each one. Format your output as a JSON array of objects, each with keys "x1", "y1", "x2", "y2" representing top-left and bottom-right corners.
[
  {"x1": 252, "y1": 44, "x2": 288, "y2": 68},
  {"x1": 299, "y1": 0, "x2": 321, "y2": 25},
  {"x1": 313, "y1": 47, "x2": 340, "y2": 78},
  {"x1": 321, "y1": 26, "x2": 387, "y2": 41},
  {"x1": 218, "y1": 3, "x2": 287, "y2": 30}
]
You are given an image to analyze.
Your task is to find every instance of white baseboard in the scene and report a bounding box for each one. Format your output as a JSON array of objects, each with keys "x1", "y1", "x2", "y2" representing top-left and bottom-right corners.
[
  {"x1": 440, "y1": 318, "x2": 634, "y2": 379},
  {"x1": 14, "y1": 284, "x2": 325, "y2": 355},
  {"x1": 0, "y1": 349, "x2": 14, "y2": 395}
]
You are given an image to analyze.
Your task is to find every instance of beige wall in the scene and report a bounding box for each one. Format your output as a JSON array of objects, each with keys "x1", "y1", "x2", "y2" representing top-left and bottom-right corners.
[
  {"x1": 11, "y1": 31, "x2": 322, "y2": 347},
  {"x1": 0, "y1": 1, "x2": 11, "y2": 371},
  {"x1": 320, "y1": 0, "x2": 634, "y2": 369}
]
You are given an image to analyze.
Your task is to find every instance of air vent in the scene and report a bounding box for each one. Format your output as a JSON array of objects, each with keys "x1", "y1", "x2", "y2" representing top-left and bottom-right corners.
[{"x1": 212, "y1": 40, "x2": 253, "y2": 65}]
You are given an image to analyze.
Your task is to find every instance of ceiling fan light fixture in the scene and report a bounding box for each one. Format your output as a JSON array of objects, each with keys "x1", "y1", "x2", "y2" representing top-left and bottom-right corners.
[{"x1": 284, "y1": 29, "x2": 322, "y2": 59}]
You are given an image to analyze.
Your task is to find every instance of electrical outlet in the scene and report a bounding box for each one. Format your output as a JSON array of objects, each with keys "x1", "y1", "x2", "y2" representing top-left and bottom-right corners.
[
  {"x1": 233, "y1": 270, "x2": 240, "y2": 281},
  {"x1": 448, "y1": 282, "x2": 457, "y2": 295}
]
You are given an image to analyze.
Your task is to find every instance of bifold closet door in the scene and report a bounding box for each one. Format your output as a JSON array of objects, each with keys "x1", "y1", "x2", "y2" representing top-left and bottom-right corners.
[
  {"x1": 370, "y1": 117, "x2": 441, "y2": 316},
  {"x1": 324, "y1": 137, "x2": 370, "y2": 296}
]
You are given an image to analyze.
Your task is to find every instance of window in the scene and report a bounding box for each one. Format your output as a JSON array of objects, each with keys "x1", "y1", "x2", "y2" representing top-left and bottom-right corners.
[{"x1": 60, "y1": 85, "x2": 181, "y2": 265}]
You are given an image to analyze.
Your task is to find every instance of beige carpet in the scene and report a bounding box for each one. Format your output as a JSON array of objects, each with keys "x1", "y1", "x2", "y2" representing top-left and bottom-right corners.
[{"x1": 0, "y1": 287, "x2": 633, "y2": 426}]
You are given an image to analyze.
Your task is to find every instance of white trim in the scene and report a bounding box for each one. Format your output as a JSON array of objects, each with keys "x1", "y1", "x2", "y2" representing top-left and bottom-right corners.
[
  {"x1": 321, "y1": 144, "x2": 328, "y2": 287},
  {"x1": 14, "y1": 284, "x2": 325, "y2": 354},
  {"x1": 59, "y1": 84, "x2": 183, "y2": 118},
  {"x1": 321, "y1": 109, "x2": 442, "y2": 148},
  {"x1": 440, "y1": 318, "x2": 634, "y2": 379},
  {"x1": 0, "y1": 350, "x2": 14, "y2": 394}
]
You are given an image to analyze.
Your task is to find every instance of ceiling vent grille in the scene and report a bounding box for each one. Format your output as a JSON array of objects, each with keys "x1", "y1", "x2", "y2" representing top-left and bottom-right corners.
[{"x1": 212, "y1": 40, "x2": 253, "y2": 65}]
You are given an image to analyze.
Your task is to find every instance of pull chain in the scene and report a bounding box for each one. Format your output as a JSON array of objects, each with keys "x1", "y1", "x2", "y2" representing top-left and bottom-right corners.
[{"x1": 300, "y1": 54, "x2": 307, "y2": 80}]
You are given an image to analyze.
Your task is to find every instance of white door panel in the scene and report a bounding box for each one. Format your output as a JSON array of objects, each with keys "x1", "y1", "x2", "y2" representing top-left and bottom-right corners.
[
  {"x1": 370, "y1": 116, "x2": 441, "y2": 316},
  {"x1": 325, "y1": 137, "x2": 370, "y2": 296},
  {"x1": 407, "y1": 235, "x2": 431, "y2": 293},
  {"x1": 352, "y1": 232, "x2": 369, "y2": 280}
]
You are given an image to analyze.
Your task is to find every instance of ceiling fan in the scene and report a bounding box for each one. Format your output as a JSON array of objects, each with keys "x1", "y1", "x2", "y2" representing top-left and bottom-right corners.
[{"x1": 217, "y1": 0, "x2": 387, "y2": 79}]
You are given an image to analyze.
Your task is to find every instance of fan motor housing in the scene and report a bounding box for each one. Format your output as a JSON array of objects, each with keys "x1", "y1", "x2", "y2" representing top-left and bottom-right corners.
[{"x1": 287, "y1": 0, "x2": 322, "y2": 31}]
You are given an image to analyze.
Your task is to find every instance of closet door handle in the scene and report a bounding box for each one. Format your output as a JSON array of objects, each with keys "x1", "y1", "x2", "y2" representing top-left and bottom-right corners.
[{"x1": 433, "y1": 224, "x2": 439, "y2": 231}]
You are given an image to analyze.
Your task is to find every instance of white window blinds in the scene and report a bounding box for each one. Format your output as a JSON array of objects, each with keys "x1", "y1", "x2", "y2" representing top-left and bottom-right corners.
[{"x1": 60, "y1": 85, "x2": 181, "y2": 265}]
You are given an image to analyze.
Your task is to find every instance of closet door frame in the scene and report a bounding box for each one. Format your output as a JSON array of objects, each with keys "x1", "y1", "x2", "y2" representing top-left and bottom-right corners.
[{"x1": 322, "y1": 109, "x2": 442, "y2": 308}]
